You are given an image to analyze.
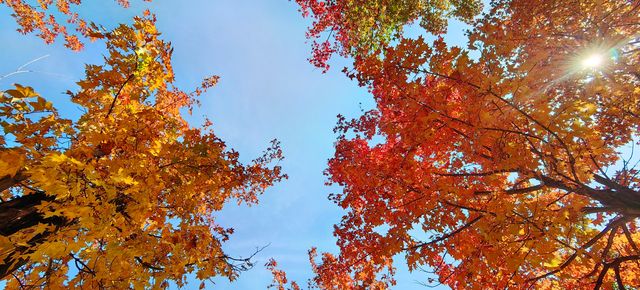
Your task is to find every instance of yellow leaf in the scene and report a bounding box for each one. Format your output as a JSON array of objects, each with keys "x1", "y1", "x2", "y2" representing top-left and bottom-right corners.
[
  {"x1": 543, "y1": 257, "x2": 562, "y2": 268},
  {"x1": 112, "y1": 168, "x2": 138, "y2": 185}
]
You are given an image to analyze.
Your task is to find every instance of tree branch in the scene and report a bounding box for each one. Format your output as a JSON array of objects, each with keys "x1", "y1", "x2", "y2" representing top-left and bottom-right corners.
[
  {"x1": 406, "y1": 215, "x2": 483, "y2": 250},
  {"x1": 105, "y1": 74, "x2": 135, "y2": 119},
  {"x1": 134, "y1": 257, "x2": 164, "y2": 271},
  {"x1": 529, "y1": 217, "x2": 627, "y2": 282},
  {"x1": 474, "y1": 183, "x2": 544, "y2": 196}
]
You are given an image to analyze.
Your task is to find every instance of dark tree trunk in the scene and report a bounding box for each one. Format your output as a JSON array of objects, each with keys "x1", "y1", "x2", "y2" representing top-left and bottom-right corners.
[
  {"x1": 592, "y1": 174, "x2": 640, "y2": 215},
  {"x1": 0, "y1": 191, "x2": 53, "y2": 236},
  {"x1": 0, "y1": 174, "x2": 61, "y2": 280}
]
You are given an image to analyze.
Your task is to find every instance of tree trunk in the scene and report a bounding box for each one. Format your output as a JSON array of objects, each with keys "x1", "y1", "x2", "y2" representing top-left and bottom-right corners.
[
  {"x1": 592, "y1": 174, "x2": 640, "y2": 216},
  {"x1": 0, "y1": 180, "x2": 60, "y2": 279}
]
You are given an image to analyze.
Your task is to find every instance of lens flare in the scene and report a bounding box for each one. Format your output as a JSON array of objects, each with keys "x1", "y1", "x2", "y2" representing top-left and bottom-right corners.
[{"x1": 581, "y1": 53, "x2": 604, "y2": 69}]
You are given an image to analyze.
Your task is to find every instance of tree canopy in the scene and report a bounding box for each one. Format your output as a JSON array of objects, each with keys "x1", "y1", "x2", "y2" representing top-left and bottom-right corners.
[
  {"x1": 1, "y1": 11, "x2": 284, "y2": 289},
  {"x1": 297, "y1": 0, "x2": 640, "y2": 288},
  {"x1": 2, "y1": 0, "x2": 640, "y2": 289}
]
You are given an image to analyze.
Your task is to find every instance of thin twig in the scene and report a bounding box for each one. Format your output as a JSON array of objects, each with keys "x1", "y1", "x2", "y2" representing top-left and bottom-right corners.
[{"x1": 105, "y1": 74, "x2": 135, "y2": 119}]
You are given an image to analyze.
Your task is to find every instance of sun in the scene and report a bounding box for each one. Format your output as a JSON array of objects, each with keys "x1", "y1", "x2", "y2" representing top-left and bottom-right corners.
[{"x1": 581, "y1": 53, "x2": 604, "y2": 69}]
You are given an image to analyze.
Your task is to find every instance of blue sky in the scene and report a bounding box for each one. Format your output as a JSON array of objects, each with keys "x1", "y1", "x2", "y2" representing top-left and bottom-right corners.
[{"x1": 0, "y1": 1, "x2": 469, "y2": 289}]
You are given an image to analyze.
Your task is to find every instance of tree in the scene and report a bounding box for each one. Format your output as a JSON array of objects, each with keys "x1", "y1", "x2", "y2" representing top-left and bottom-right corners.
[
  {"x1": 0, "y1": 14, "x2": 285, "y2": 288},
  {"x1": 294, "y1": 0, "x2": 482, "y2": 71},
  {"x1": 297, "y1": 0, "x2": 640, "y2": 288},
  {"x1": 0, "y1": 0, "x2": 148, "y2": 50},
  {"x1": 266, "y1": 258, "x2": 301, "y2": 290}
]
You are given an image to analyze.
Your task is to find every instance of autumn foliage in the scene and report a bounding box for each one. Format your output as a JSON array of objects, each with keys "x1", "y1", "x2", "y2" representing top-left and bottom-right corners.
[
  {"x1": 0, "y1": 12, "x2": 285, "y2": 289},
  {"x1": 3, "y1": 0, "x2": 640, "y2": 289},
  {"x1": 0, "y1": 0, "x2": 148, "y2": 50},
  {"x1": 294, "y1": 0, "x2": 482, "y2": 71},
  {"x1": 266, "y1": 258, "x2": 301, "y2": 290},
  {"x1": 297, "y1": 0, "x2": 640, "y2": 289}
]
